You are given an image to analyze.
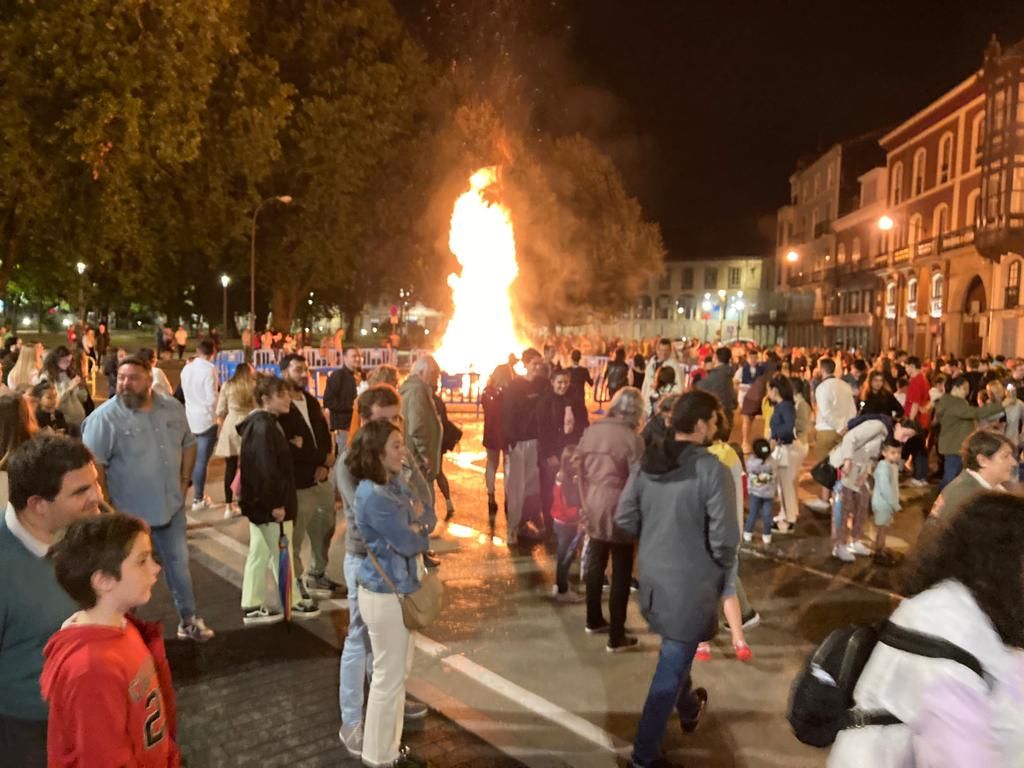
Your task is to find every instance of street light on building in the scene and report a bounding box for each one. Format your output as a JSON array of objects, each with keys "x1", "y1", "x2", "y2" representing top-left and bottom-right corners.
[
  {"x1": 249, "y1": 195, "x2": 293, "y2": 359},
  {"x1": 785, "y1": 249, "x2": 799, "y2": 263},
  {"x1": 701, "y1": 293, "x2": 713, "y2": 342},
  {"x1": 220, "y1": 274, "x2": 231, "y2": 337},
  {"x1": 877, "y1": 214, "x2": 895, "y2": 231},
  {"x1": 75, "y1": 262, "x2": 87, "y2": 322}
]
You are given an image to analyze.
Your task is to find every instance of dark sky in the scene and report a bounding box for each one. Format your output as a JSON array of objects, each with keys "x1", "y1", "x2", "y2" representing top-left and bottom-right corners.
[{"x1": 558, "y1": 0, "x2": 1024, "y2": 259}]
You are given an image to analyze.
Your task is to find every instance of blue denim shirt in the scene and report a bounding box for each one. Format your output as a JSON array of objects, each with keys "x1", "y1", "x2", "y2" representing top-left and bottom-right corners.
[
  {"x1": 82, "y1": 394, "x2": 196, "y2": 527},
  {"x1": 355, "y1": 477, "x2": 430, "y2": 595}
]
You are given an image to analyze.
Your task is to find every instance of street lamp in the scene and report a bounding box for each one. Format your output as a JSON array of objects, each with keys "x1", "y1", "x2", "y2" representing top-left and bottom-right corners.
[
  {"x1": 249, "y1": 195, "x2": 293, "y2": 358},
  {"x1": 75, "y1": 262, "x2": 87, "y2": 324},
  {"x1": 717, "y1": 289, "x2": 727, "y2": 340},
  {"x1": 877, "y1": 214, "x2": 895, "y2": 231},
  {"x1": 701, "y1": 293, "x2": 713, "y2": 342},
  {"x1": 220, "y1": 274, "x2": 231, "y2": 337},
  {"x1": 785, "y1": 249, "x2": 799, "y2": 263}
]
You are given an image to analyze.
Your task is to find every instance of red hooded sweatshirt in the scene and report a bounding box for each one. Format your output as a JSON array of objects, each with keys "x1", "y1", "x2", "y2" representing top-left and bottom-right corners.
[{"x1": 40, "y1": 613, "x2": 179, "y2": 768}]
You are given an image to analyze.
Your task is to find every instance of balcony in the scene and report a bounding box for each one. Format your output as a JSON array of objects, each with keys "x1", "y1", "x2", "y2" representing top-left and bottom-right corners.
[
  {"x1": 873, "y1": 252, "x2": 890, "y2": 268},
  {"x1": 941, "y1": 228, "x2": 975, "y2": 251},
  {"x1": 893, "y1": 247, "x2": 911, "y2": 264}
]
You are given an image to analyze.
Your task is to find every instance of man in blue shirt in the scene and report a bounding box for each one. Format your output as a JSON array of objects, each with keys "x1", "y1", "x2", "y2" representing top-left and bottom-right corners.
[
  {"x1": 82, "y1": 355, "x2": 214, "y2": 641},
  {"x1": 0, "y1": 435, "x2": 101, "y2": 767}
]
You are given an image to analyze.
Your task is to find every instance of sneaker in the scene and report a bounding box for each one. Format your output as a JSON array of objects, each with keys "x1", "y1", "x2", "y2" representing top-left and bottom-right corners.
[
  {"x1": 695, "y1": 642, "x2": 712, "y2": 661},
  {"x1": 734, "y1": 641, "x2": 753, "y2": 662},
  {"x1": 585, "y1": 621, "x2": 610, "y2": 634},
  {"x1": 191, "y1": 498, "x2": 210, "y2": 511},
  {"x1": 551, "y1": 585, "x2": 584, "y2": 604},
  {"x1": 680, "y1": 688, "x2": 709, "y2": 733},
  {"x1": 338, "y1": 723, "x2": 362, "y2": 758},
  {"x1": 242, "y1": 606, "x2": 283, "y2": 626},
  {"x1": 761, "y1": 534, "x2": 772, "y2": 545},
  {"x1": 849, "y1": 541, "x2": 873, "y2": 557},
  {"x1": 291, "y1": 600, "x2": 321, "y2": 619},
  {"x1": 304, "y1": 574, "x2": 344, "y2": 598},
  {"x1": 223, "y1": 502, "x2": 241, "y2": 520},
  {"x1": 177, "y1": 617, "x2": 215, "y2": 642},
  {"x1": 909, "y1": 478, "x2": 929, "y2": 488},
  {"x1": 404, "y1": 699, "x2": 429, "y2": 720},
  {"x1": 773, "y1": 521, "x2": 796, "y2": 535},
  {"x1": 630, "y1": 577, "x2": 639, "y2": 592},
  {"x1": 832, "y1": 545, "x2": 855, "y2": 563},
  {"x1": 742, "y1": 531, "x2": 753, "y2": 543},
  {"x1": 392, "y1": 746, "x2": 426, "y2": 768},
  {"x1": 804, "y1": 498, "x2": 830, "y2": 512},
  {"x1": 422, "y1": 551, "x2": 441, "y2": 569},
  {"x1": 606, "y1": 635, "x2": 640, "y2": 653}
]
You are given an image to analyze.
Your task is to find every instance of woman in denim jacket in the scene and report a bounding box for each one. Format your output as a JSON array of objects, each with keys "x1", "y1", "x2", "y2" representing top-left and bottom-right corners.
[{"x1": 346, "y1": 419, "x2": 431, "y2": 768}]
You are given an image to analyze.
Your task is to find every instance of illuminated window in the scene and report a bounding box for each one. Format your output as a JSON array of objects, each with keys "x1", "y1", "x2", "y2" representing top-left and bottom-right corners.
[
  {"x1": 971, "y1": 112, "x2": 985, "y2": 170},
  {"x1": 837, "y1": 243, "x2": 847, "y2": 264},
  {"x1": 932, "y1": 204, "x2": 950, "y2": 237},
  {"x1": 906, "y1": 277, "x2": 918, "y2": 319},
  {"x1": 937, "y1": 132, "x2": 953, "y2": 184},
  {"x1": 966, "y1": 189, "x2": 981, "y2": 227},
  {"x1": 885, "y1": 282, "x2": 897, "y2": 319},
  {"x1": 852, "y1": 236, "x2": 862, "y2": 261},
  {"x1": 891, "y1": 162, "x2": 904, "y2": 205},
  {"x1": 909, "y1": 213, "x2": 924, "y2": 246},
  {"x1": 930, "y1": 273, "x2": 944, "y2": 318},
  {"x1": 912, "y1": 148, "x2": 927, "y2": 197},
  {"x1": 1007, "y1": 260, "x2": 1021, "y2": 309}
]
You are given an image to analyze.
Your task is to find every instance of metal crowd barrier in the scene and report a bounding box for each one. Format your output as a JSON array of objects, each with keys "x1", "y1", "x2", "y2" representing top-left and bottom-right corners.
[{"x1": 583, "y1": 355, "x2": 610, "y2": 414}]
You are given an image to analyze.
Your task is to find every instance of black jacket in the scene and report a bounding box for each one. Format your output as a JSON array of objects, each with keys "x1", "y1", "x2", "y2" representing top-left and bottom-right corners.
[
  {"x1": 237, "y1": 411, "x2": 297, "y2": 526},
  {"x1": 277, "y1": 391, "x2": 332, "y2": 489},
  {"x1": 323, "y1": 367, "x2": 358, "y2": 431},
  {"x1": 503, "y1": 376, "x2": 550, "y2": 445},
  {"x1": 537, "y1": 390, "x2": 585, "y2": 461}
]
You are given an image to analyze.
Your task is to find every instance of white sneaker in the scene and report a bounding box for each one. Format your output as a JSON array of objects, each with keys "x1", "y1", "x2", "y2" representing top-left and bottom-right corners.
[
  {"x1": 743, "y1": 531, "x2": 753, "y2": 543},
  {"x1": 849, "y1": 541, "x2": 873, "y2": 557},
  {"x1": 191, "y1": 498, "x2": 210, "y2": 511},
  {"x1": 761, "y1": 534, "x2": 772, "y2": 545},
  {"x1": 909, "y1": 478, "x2": 929, "y2": 488},
  {"x1": 804, "y1": 498, "x2": 830, "y2": 512},
  {"x1": 832, "y1": 545, "x2": 855, "y2": 563},
  {"x1": 338, "y1": 723, "x2": 363, "y2": 758}
]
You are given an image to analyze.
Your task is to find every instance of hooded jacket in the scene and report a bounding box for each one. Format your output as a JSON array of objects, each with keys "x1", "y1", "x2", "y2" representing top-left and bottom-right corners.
[
  {"x1": 41, "y1": 614, "x2": 179, "y2": 768},
  {"x1": 237, "y1": 410, "x2": 297, "y2": 525},
  {"x1": 577, "y1": 415, "x2": 644, "y2": 543},
  {"x1": 399, "y1": 374, "x2": 443, "y2": 479},
  {"x1": 614, "y1": 438, "x2": 738, "y2": 643}
]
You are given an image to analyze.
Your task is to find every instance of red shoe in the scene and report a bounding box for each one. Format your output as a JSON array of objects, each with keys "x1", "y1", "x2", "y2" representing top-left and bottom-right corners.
[
  {"x1": 734, "y1": 641, "x2": 753, "y2": 662},
  {"x1": 695, "y1": 642, "x2": 712, "y2": 661}
]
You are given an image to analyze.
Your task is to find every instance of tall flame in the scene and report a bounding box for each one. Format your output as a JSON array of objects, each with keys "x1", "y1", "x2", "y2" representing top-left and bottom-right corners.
[{"x1": 435, "y1": 167, "x2": 528, "y2": 375}]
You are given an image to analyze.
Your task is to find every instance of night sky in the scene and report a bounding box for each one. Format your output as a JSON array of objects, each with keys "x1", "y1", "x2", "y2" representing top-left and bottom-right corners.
[{"x1": 557, "y1": 1, "x2": 1024, "y2": 260}]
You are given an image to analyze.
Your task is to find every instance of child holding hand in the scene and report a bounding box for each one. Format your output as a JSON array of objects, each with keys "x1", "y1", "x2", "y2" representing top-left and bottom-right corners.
[
  {"x1": 551, "y1": 445, "x2": 584, "y2": 604},
  {"x1": 870, "y1": 439, "x2": 902, "y2": 566},
  {"x1": 744, "y1": 438, "x2": 777, "y2": 545}
]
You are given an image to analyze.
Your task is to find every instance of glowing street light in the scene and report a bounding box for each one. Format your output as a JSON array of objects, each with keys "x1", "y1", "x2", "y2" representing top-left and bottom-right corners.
[
  {"x1": 785, "y1": 249, "x2": 799, "y2": 263},
  {"x1": 220, "y1": 274, "x2": 231, "y2": 335},
  {"x1": 877, "y1": 214, "x2": 894, "y2": 231}
]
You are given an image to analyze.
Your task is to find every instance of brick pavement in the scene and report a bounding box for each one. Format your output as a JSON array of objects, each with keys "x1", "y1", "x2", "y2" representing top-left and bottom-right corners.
[{"x1": 137, "y1": 558, "x2": 526, "y2": 768}]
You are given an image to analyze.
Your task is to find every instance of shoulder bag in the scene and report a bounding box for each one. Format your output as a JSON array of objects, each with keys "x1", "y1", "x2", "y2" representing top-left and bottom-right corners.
[{"x1": 365, "y1": 549, "x2": 444, "y2": 630}]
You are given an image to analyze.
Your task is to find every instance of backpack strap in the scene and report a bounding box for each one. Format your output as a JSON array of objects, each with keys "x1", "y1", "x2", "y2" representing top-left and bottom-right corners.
[{"x1": 879, "y1": 621, "x2": 988, "y2": 684}]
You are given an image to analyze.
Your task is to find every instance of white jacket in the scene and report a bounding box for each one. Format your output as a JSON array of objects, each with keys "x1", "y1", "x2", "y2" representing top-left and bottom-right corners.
[{"x1": 828, "y1": 579, "x2": 1024, "y2": 767}]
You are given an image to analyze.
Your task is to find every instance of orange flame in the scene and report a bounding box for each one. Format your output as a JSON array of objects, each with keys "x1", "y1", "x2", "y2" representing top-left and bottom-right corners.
[{"x1": 435, "y1": 167, "x2": 528, "y2": 375}]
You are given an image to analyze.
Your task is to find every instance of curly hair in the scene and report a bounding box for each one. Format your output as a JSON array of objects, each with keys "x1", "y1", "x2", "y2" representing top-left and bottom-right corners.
[
  {"x1": 345, "y1": 419, "x2": 401, "y2": 485},
  {"x1": 905, "y1": 491, "x2": 1024, "y2": 648}
]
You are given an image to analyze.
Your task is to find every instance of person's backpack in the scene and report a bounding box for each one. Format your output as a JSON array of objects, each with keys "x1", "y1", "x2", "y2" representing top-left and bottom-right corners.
[
  {"x1": 788, "y1": 620, "x2": 986, "y2": 748},
  {"x1": 845, "y1": 412, "x2": 895, "y2": 441}
]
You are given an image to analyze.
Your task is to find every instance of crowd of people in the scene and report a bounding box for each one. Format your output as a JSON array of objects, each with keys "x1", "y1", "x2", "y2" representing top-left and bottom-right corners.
[{"x1": 0, "y1": 321, "x2": 1022, "y2": 767}]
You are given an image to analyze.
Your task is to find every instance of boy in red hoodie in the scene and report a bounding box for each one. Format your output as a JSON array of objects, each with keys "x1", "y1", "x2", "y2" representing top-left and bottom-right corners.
[{"x1": 41, "y1": 513, "x2": 179, "y2": 768}]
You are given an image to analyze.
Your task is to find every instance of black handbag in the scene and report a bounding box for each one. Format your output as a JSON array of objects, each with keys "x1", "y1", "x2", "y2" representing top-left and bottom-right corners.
[{"x1": 811, "y1": 457, "x2": 838, "y2": 489}]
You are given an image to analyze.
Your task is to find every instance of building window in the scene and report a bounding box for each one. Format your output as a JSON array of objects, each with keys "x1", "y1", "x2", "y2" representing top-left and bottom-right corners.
[
  {"x1": 891, "y1": 161, "x2": 904, "y2": 205},
  {"x1": 937, "y1": 132, "x2": 953, "y2": 185},
  {"x1": 1013, "y1": 167, "x2": 1024, "y2": 215},
  {"x1": 932, "y1": 204, "x2": 950, "y2": 237},
  {"x1": 655, "y1": 294, "x2": 673, "y2": 319},
  {"x1": 930, "y1": 273, "x2": 944, "y2": 318},
  {"x1": 967, "y1": 189, "x2": 981, "y2": 228},
  {"x1": 850, "y1": 291, "x2": 861, "y2": 312},
  {"x1": 837, "y1": 243, "x2": 847, "y2": 264},
  {"x1": 1007, "y1": 260, "x2": 1021, "y2": 309},
  {"x1": 971, "y1": 112, "x2": 985, "y2": 170},
  {"x1": 852, "y1": 236, "x2": 862, "y2": 261},
  {"x1": 728, "y1": 267, "x2": 742, "y2": 288},
  {"x1": 885, "y1": 282, "x2": 897, "y2": 319},
  {"x1": 676, "y1": 294, "x2": 697, "y2": 320},
  {"x1": 912, "y1": 148, "x2": 927, "y2": 197},
  {"x1": 909, "y1": 213, "x2": 924, "y2": 246},
  {"x1": 681, "y1": 267, "x2": 694, "y2": 290},
  {"x1": 658, "y1": 269, "x2": 671, "y2": 291},
  {"x1": 704, "y1": 268, "x2": 718, "y2": 290},
  {"x1": 863, "y1": 289, "x2": 874, "y2": 313},
  {"x1": 906, "y1": 277, "x2": 918, "y2": 318}
]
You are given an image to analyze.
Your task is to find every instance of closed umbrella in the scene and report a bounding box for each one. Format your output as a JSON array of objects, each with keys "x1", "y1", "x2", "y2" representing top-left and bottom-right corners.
[{"x1": 277, "y1": 522, "x2": 292, "y2": 626}]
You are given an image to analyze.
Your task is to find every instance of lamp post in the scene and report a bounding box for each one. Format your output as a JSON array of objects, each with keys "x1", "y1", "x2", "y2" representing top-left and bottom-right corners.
[
  {"x1": 701, "y1": 293, "x2": 712, "y2": 342},
  {"x1": 220, "y1": 274, "x2": 231, "y2": 337},
  {"x1": 717, "y1": 289, "x2": 727, "y2": 340},
  {"x1": 75, "y1": 262, "x2": 86, "y2": 325},
  {"x1": 250, "y1": 195, "x2": 293, "y2": 359}
]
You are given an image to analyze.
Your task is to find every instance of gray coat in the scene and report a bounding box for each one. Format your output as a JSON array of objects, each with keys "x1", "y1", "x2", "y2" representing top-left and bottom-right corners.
[
  {"x1": 696, "y1": 364, "x2": 737, "y2": 426},
  {"x1": 615, "y1": 439, "x2": 738, "y2": 643}
]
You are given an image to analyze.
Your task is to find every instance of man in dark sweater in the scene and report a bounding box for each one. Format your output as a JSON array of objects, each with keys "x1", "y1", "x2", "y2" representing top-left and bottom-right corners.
[
  {"x1": 323, "y1": 345, "x2": 362, "y2": 450},
  {"x1": 537, "y1": 368, "x2": 586, "y2": 540},
  {"x1": 0, "y1": 436, "x2": 101, "y2": 767},
  {"x1": 697, "y1": 347, "x2": 737, "y2": 431},
  {"x1": 279, "y1": 354, "x2": 342, "y2": 599},
  {"x1": 503, "y1": 348, "x2": 551, "y2": 543}
]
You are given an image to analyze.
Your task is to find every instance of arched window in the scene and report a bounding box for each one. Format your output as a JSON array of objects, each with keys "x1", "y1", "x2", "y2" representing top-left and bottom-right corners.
[
  {"x1": 635, "y1": 295, "x2": 653, "y2": 320},
  {"x1": 930, "y1": 273, "x2": 944, "y2": 318},
  {"x1": 966, "y1": 189, "x2": 981, "y2": 228},
  {"x1": 937, "y1": 132, "x2": 954, "y2": 185},
  {"x1": 891, "y1": 161, "x2": 904, "y2": 205},
  {"x1": 932, "y1": 204, "x2": 950, "y2": 237},
  {"x1": 912, "y1": 148, "x2": 927, "y2": 196},
  {"x1": 852, "y1": 236, "x2": 862, "y2": 262},
  {"x1": 906, "y1": 277, "x2": 918, "y2": 318},
  {"x1": 908, "y1": 213, "x2": 924, "y2": 246},
  {"x1": 1007, "y1": 260, "x2": 1021, "y2": 309},
  {"x1": 971, "y1": 112, "x2": 985, "y2": 170},
  {"x1": 676, "y1": 294, "x2": 697, "y2": 320},
  {"x1": 885, "y1": 282, "x2": 897, "y2": 319},
  {"x1": 655, "y1": 294, "x2": 673, "y2": 320},
  {"x1": 837, "y1": 243, "x2": 847, "y2": 264}
]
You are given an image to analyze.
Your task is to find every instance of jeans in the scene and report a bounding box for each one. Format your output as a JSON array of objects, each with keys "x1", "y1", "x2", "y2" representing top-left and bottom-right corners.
[
  {"x1": 335, "y1": 430, "x2": 349, "y2": 452},
  {"x1": 744, "y1": 496, "x2": 774, "y2": 536},
  {"x1": 632, "y1": 638, "x2": 702, "y2": 765},
  {"x1": 339, "y1": 553, "x2": 372, "y2": 727},
  {"x1": 151, "y1": 508, "x2": 196, "y2": 623},
  {"x1": 553, "y1": 520, "x2": 582, "y2": 594},
  {"x1": 190, "y1": 424, "x2": 218, "y2": 501},
  {"x1": 941, "y1": 454, "x2": 962, "y2": 489},
  {"x1": 585, "y1": 539, "x2": 634, "y2": 643}
]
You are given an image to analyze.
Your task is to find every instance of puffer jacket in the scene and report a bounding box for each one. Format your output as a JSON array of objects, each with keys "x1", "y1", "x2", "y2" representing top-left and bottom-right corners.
[
  {"x1": 829, "y1": 579, "x2": 1024, "y2": 767},
  {"x1": 576, "y1": 415, "x2": 644, "y2": 543},
  {"x1": 614, "y1": 438, "x2": 738, "y2": 643}
]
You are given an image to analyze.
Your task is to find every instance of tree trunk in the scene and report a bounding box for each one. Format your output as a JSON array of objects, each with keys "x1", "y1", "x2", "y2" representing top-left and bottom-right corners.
[{"x1": 270, "y1": 283, "x2": 300, "y2": 332}]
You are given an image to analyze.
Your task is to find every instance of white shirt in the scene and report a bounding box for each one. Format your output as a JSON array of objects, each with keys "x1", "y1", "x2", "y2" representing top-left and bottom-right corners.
[
  {"x1": 179, "y1": 357, "x2": 219, "y2": 434},
  {"x1": 5, "y1": 503, "x2": 48, "y2": 558},
  {"x1": 815, "y1": 375, "x2": 857, "y2": 432}
]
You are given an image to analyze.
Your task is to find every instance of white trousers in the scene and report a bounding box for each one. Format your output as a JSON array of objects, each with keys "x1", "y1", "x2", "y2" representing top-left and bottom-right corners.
[
  {"x1": 505, "y1": 439, "x2": 540, "y2": 532},
  {"x1": 777, "y1": 441, "x2": 808, "y2": 524},
  {"x1": 359, "y1": 587, "x2": 414, "y2": 766}
]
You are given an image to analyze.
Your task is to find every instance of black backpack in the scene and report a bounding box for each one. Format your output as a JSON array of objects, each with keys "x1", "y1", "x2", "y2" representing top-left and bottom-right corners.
[{"x1": 788, "y1": 620, "x2": 986, "y2": 748}]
